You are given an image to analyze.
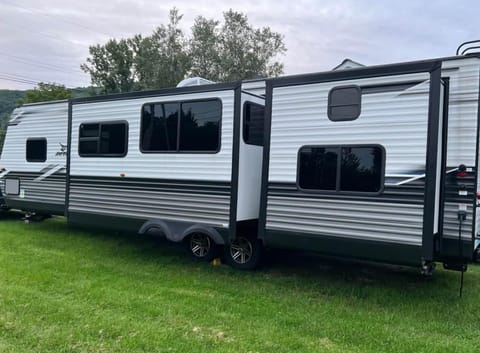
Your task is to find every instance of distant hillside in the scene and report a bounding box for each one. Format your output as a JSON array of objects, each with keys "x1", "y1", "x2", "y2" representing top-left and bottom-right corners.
[
  {"x1": 0, "y1": 90, "x2": 26, "y2": 153},
  {"x1": 0, "y1": 87, "x2": 95, "y2": 154}
]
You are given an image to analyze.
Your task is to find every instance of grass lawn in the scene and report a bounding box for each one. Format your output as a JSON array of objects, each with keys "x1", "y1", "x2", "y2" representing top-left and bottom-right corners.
[{"x1": 0, "y1": 213, "x2": 479, "y2": 353}]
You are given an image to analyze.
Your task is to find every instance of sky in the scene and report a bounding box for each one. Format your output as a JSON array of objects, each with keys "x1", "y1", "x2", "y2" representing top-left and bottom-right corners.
[{"x1": 0, "y1": 0, "x2": 479, "y2": 90}]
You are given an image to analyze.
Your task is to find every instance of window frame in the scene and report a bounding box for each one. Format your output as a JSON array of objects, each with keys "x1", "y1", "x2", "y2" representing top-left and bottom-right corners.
[
  {"x1": 327, "y1": 85, "x2": 362, "y2": 122},
  {"x1": 78, "y1": 120, "x2": 129, "y2": 158},
  {"x1": 139, "y1": 98, "x2": 222, "y2": 154},
  {"x1": 242, "y1": 101, "x2": 265, "y2": 146},
  {"x1": 296, "y1": 144, "x2": 386, "y2": 195},
  {"x1": 26, "y1": 137, "x2": 47, "y2": 162}
]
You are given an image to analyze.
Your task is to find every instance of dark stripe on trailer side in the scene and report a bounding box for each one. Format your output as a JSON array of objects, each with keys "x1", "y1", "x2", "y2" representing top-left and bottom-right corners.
[
  {"x1": 437, "y1": 78, "x2": 450, "y2": 258},
  {"x1": 267, "y1": 182, "x2": 425, "y2": 205},
  {"x1": 229, "y1": 85, "x2": 242, "y2": 240},
  {"x1": 422, "y1": 63, "x2": 442, "y2": 262},
  {"x1": 263, "y1": 229, "x2": 422, "y2": 266},
  {"x1": 258, "y1": 80, "x2": 274, "y2": 241}
]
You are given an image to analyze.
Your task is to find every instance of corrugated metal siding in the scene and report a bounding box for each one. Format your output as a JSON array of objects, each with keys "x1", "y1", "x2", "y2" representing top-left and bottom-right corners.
[
  {"x1": 266, "y1": 72, "x2": 431, "y2": 246},
  {"x1": 266, "y1": 195, "x2": 423, "y2": 245},
  {"x1": 0, "y1": 102, "x2": 68, "y2": 172},
  {"x1": 442, "y1": 58, "x2": 480, "y2": 167},
  {"x1": 268, "y1": 72, "x2": 431, "y2": 182},
  {"x1": 70, "y1": 90, "x2": 235, "y2": 181},
  {"x1": 0, "y1": 102, "x2": 68, "y2": 210},
  {"x1": 0, "y1": 172, "x2": 65, "y2": 206},
  {"x1": 68, "y1": 177, "x2": 231, "y2": 226},
  {"x1": 441, "y1": 59, "x2": 480, "y2": 243}
]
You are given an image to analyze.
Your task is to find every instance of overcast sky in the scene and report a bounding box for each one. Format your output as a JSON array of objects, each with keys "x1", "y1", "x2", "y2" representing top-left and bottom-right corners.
[{"x1": 0, "y1": 0, "x2": 479, "y2": 90}]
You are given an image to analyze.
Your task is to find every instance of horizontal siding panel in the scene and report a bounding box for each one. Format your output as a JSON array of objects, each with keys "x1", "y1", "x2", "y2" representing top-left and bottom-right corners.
[{"x1": 68, "y1": 177, "x2": 231, "y2": 227}]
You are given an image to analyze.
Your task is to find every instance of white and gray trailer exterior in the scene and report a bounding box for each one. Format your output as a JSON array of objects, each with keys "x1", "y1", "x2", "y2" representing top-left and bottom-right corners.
[
  {"x1": 0, "y1": 100, "x2": 68, "y2": 215},
  {"x1": 259, "y1": 55, "x2": 480, "y2": 270},
  {"x1": 64, "y1": 82, "x2": 264, "y2": 264}
]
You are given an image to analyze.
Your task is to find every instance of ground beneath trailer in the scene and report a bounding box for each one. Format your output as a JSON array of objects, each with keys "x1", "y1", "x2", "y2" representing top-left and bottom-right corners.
[{"x1": 0, "y1": 212, "x2": 478, "y2": 353}]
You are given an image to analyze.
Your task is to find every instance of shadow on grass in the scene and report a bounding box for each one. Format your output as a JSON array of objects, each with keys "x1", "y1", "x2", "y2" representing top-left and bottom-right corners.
[{"x1": 6, "y1": 212, "x2": 473, "y2": 302}]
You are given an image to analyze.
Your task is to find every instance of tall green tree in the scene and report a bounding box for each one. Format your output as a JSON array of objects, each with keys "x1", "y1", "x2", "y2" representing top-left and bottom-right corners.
[
  {"x1": 80, "y1": 39, "x2": 135, "y2": 94},
  {"x1": 17, "y1": 83, "x2": 72, "y2": 105},
  {"x1": 131, "y1": 8, "x2": 191, "y2": 90},
  {"x1": 81, "y1": 8, "x2": 286, "y2": 93}
]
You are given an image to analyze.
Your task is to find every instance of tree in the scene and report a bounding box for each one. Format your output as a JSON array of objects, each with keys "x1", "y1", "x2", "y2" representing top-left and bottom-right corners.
[
  {"x1": 131, "y1": 8, "x2": 191, "y2": 90},
  {"x1": 191, "y1": 10, "x2": 286, "y2": 82},
  {"x1": 80, "y1": 39, "x2": 135, "y2": 94},
  {"x1": 17, "y1": 83, "x2": 72, "y2": 105},
  {"x1": 81, "y1": 8, "x2": 286, "y2": 93}
]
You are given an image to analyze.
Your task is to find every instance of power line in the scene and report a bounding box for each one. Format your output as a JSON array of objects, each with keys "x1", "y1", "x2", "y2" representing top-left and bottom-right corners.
[
  {"x1": 0, "y1": 51, "x2": 83, "y2": 75},
  {"x1": 2, "y1": 0, "x2": 112, "y2": 38},
  {"x1": 0, "y1": 71, "x2": 84, "y2": 88}
]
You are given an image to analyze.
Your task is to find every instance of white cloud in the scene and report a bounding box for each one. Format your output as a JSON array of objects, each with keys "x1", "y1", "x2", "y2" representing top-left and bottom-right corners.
[{"x1": 0, "y1": 0, "x2": 479, "y2": 89}]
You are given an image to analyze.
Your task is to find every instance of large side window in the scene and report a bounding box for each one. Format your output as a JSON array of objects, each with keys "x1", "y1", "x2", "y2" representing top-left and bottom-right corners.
[
  {"x1": 26, "y1": 138, "x2": 47, "y2": 162},
  {"x1": 327, "y1": 85, "x2": 361, "y2": 121},
  {"x1": 141, "y1": 103, "x2": 179, "y2": 151},
  {"x1": 79, "y1": 121, "x2": 128, "y2": 157},
  {"x1": 298, "y1": 145, "x2": 384, "y2": 193},
  {"x1": 141, "y1": 99, "x2": 221, "y2": 153},
  {"x1": 243, "y1": 102, "x2": 265, "y2": 146}
]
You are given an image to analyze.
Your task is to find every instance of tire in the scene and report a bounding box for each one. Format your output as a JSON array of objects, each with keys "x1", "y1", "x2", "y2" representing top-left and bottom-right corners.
[
  {"x1": 188, "y1": 233, "x2": 218, "y2": 262},
  {"x1": 225, "y1": 236, "x2": 262, "y2": 270}
]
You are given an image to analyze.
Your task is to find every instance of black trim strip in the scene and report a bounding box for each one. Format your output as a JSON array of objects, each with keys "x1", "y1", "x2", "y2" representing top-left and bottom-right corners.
[
  {"x1": 437, "y1": 78, "x2": 450, "y2": 257},
  {"x1": 269, "y1": 60, "x2": 440, "y2": 88},
  {"x1": 229, "y1": 86, "x2": 242, "y2": 240},
  {"x1": 258, "y1": 80, "x2": 274, "y2": 240},
  {"x1": 422, "y1": 64, "x2": 442, "y2": 261},
  {"x1": 71, "y1": 82, "x2": 241, "y2": 105}
]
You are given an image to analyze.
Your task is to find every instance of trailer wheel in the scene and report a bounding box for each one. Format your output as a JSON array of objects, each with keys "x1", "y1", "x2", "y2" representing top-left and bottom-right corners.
[
  {"x1": 188, "y1": 233, "x2": 218, "y2": 262},
  {"x1": 225, "y1": 236, "x2": 262, "y2": 270}
]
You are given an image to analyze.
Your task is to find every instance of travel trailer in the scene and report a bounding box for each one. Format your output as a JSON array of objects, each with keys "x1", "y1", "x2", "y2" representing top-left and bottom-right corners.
[{"x1": 1, "y1": 44, "x2": 480, "y2": 274}]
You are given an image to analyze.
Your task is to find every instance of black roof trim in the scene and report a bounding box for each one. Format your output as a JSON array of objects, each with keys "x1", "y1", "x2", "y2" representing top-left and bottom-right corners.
[
  {"x1": 71, "y1": 81, "x2": 241, "y2": 105},
  {"x1": 269, "y1": 55, "x2": 480, "y2": 88}
]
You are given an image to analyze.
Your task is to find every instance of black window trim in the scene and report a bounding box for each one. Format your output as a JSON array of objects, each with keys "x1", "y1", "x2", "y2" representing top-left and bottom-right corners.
[
  {"x1": 327, "y1": 84, "x2": 362, "y2": 122},
  {"x1": 78, "y1": 120, "x2": 129, "y2": 158},
  {"x1": 139, "y1": 98, "x2": 223, "y2": 154},
  {"x1": 26, "y1": 137, "x2": 47, "y2": 162},
  {"x1": 296, "y1": 144, "x2": 386, "y2": 196},
  {"x1": 242, "y1": 100, "x2": 265, "y2": 146}
]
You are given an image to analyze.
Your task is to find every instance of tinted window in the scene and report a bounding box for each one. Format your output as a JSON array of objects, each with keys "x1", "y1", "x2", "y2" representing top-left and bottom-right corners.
[
  {"x1": 141, "y1": 103, "x2": 179, "y2": 151},
  {"x1": 328, "y1": 85, "x2": 361, "y2": 121},
  {"x1": 298, "y1": 145, "x2": 384, "y2": 193},
  {"x1": 179, "y1": 100, "x2": 221, "y2": 151},
  {"x1": 80, "y1": 124, "x2": 99, "y2": 137},
  {"x1": 243, "y1": 102, "x2": 265, "y2": 146},
  {"x1": 26, "y1": 138, "x2": 47, "y2": 162},
  {"x1": 79, "y1": 122, "x2": 128, "y2": 157},
  {"x1": 340, "y1": 147, "x2": 383, "y2": 192},
  {"x1": 100, "y1": 123, "x2": 127, "y2": 155},
  {"x1": 298, "y1": 147, "x2": 338, "y2": 190}
]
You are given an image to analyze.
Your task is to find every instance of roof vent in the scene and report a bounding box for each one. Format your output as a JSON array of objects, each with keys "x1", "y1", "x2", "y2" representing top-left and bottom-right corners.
[{"x1": 176, "y1": 77, "x2": 215, "y2": 88}]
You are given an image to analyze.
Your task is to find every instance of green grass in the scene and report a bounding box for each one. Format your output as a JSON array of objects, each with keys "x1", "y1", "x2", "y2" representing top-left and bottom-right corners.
[{"x1": 0, "y1": 213, "x2": 479, "y2": 353}]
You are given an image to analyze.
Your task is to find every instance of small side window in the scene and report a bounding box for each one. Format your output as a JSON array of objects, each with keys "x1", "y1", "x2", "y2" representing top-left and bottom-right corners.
[
  {"x1": 26, "y1": 138, "x2": 47, "y2": 162},
  {"x1": 327, "y1": 85, "x2": 361, "y2": 121},
  {"x1": 79, "y1": 122, "x2": 128, "y2": 157},
  {"x1": 243, "y1": 102, "x2": 265, "y2": 146}
]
